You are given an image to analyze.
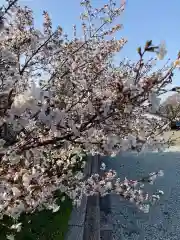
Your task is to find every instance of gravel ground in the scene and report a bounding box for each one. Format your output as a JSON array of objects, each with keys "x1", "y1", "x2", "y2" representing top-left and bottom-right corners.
[
  {"x1": 163, "y1": 131, "x2": 180, "y2": 147},
  {"x1": 103, "y1": 151, "x2": 180, "y2": 240}
]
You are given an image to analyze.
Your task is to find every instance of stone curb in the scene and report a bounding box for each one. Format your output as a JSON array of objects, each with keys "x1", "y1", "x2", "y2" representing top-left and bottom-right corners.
[
  {"x1": 65, "y1": 155, "x2": 113, "y2": 240},
  {"x1": 65, "y1": 155, "x2": 100, "y2": 240}
]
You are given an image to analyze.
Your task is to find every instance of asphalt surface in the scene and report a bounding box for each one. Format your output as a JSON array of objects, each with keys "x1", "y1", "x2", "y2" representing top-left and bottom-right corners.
[{"x1": 102, "y1": 151, "x2": 180, "y2": 240}]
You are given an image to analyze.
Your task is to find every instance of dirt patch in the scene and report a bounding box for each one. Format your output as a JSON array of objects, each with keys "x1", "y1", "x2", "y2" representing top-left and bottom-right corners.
[{"x1": 162, "y1": 131, "x2": 180, "y2": 146}]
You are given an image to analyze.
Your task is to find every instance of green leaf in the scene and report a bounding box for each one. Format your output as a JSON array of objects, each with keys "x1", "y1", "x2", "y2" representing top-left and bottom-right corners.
[
  {"x1": 137, "y1": 47, "x2": 142, "y2": 56},
  {"x1": 104, "y1": 18, "x2": 112, "y2": 23},
  {"x1": 145, "y1": 40, "x2": 152, "y2": 50}
]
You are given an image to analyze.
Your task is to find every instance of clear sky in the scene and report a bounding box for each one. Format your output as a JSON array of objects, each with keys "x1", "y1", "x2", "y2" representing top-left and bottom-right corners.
[{"x1": 1, "y1": 0, "x2": 180, "y2": 100}]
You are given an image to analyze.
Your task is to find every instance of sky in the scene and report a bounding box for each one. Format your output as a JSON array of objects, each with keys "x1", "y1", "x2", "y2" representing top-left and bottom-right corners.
[{"x1": 1, "y1": 0, "x2": 180, "y2": 100}]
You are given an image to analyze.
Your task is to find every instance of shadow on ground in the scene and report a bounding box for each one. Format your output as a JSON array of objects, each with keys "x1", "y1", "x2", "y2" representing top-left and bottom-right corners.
[{"x1": 102, "y1": 151, "x2": 180, "y2": 240}]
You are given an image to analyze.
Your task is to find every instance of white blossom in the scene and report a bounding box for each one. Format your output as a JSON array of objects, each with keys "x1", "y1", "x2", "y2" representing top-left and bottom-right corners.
[
  {"x1": 75, "y1": 172, "x2": 84, "y2": 180},
  {"x1": 156, "y1": 41, "x2": 167, "y2": 60},
  {"x1": 139, "y1": 204, "x2": 150, "y2": 213},
  {"x1": 149, "y1": 91, "x2": 160, "y2": 113},
  {"x1": 51, "y1": 204, "x2": 60, "y2": 213},
  {"x1": 158, "y1": 190, "x2": 164, "y2": 195},
  {"x1": 6, "y1": 235, "x2": 15, "y2": 240},
  {"x1": 12, "y1": 93, "x2": 36, "y2": 112},
  {"x1": 61, "y1": 196, "x2": 66, "y2": 202},
  {"x1": 157, "y1": 170, "x2": 164, "y2": 177},
  {"x1": 100, "y1": 162, "x2": 106, "y2": 170},
  {"x1": 10, "y1": 223, "x2": 22, "y2": 232},
  {"x1": 105, "y1": 181, "x2": 112, "y2": 190},
  {"x1": 22, "y1": 173, "x2": 32, "y2": 187},
  {"x1": 12, "y1": 187, "x2": 21, "y2": 198}
]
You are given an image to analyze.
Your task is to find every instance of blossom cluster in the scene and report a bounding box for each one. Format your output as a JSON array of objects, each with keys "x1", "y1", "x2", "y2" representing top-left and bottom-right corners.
[{"x1": 85, "y1": 162, "x2": 164, "y2": 213}]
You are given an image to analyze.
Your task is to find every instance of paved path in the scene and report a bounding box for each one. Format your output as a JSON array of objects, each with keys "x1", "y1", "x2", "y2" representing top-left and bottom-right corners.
[{"x1": 103, "y1": 151, "x2": 180, "y2": 240}]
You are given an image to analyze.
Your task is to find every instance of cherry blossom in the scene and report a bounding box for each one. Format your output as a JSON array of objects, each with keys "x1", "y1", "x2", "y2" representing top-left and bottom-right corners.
[{"x1": 156, "y1": 41, "x2": 167, "y2": 60}]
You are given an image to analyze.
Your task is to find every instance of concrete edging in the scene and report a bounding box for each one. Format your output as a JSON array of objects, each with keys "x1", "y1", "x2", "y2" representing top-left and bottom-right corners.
[
  {"x1": 65, "y1": 155, "x2": 101, "y2": 240},
  {"x1": 65, "y1": 155, "x2": 113, "y2": 240}
]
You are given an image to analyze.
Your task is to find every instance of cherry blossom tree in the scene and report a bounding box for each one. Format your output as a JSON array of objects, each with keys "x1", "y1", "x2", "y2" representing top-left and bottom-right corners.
[
  {"x1": 0, "y1": 0, "x2": 180, "y2": 236},
  {"x1": 160, "y1": 93, "x2": 180, "y2": 120}
]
